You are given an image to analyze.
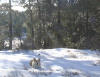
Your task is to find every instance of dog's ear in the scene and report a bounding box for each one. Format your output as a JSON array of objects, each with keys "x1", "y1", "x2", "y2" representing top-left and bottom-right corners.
[
  {"x1": 34, "y1": 58, "x2": 37, "y2": 62},
  {"x1": 30, "y1": 59, "x2": 33, "y2": 66}
]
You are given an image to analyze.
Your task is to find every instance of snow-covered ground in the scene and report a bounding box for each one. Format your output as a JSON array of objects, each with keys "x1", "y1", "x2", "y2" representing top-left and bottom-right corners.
[{"x1": 0, "y1": 48, "x2": 100, "y2": 77}]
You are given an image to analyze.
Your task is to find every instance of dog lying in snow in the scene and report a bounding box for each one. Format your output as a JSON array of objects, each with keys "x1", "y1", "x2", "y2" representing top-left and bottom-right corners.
[{"x1": 30, "y1": 58, "x2": 41, "y2": 69}]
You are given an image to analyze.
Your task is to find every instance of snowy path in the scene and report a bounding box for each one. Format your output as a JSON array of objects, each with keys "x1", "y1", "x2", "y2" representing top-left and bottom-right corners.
[{"x1": 0, "y1": 48, "x2": 100, "y2": 77}]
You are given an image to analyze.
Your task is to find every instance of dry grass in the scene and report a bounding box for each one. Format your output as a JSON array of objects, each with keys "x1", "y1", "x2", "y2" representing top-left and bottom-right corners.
[
  {"x1": 93, "y1": 60, "x2": 100, "y2": 66},
  {"x1": 68, "y1": 53, "x2": 78, "y2": 58},
  {"x1": 62, "y1": 70, "x2": 80, "y2": 77}
]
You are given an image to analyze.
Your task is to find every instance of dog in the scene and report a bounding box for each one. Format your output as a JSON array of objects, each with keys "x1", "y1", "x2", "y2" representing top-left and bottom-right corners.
[{"x1": 30, "y1": 58, "x2": 41, "y2": 69}]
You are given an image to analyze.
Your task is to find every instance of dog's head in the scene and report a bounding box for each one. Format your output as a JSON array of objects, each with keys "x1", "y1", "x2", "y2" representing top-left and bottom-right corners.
[{"x1": 30, "y1": 58, "x2": 40, "y2": 67}]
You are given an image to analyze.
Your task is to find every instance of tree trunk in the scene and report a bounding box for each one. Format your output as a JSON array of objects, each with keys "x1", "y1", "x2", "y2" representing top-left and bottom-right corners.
[
  {"x1": 57, "y1": 0, "x2": 61, "y2": 25},
  {"x1": 9, "y1": 0, "x2": 13, "y2": 50},
  {"x1": 29, "y1": 0, "x2": 34, "y2": 49}
]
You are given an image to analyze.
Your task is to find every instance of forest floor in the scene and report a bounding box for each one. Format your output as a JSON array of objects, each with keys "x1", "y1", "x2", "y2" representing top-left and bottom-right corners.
[{"x1": 0, "y1": 48, "x2": 100, "y2": 77}]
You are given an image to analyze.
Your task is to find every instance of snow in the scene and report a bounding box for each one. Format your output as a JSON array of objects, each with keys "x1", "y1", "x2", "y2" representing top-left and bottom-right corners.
[
  {"x1": 0, "y1": 48, "x2": 100, "y2": 77},
  {"x1": 4, "y1": 38, "x2": 23, "y2": 49}
]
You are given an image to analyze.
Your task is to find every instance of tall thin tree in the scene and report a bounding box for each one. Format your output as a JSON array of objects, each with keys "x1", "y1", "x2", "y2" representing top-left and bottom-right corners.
[
  {"x1": 28, "y1": 0, "x2": 34, "y2": 49},
  {"x1": 9, "y1": 0, "x2": 13, "y2": 49},
  {"x1": 57, "y1": 0, "x2": 61, "y2": 25}
]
